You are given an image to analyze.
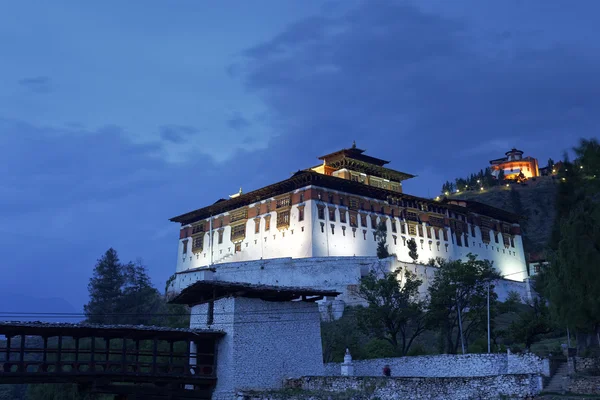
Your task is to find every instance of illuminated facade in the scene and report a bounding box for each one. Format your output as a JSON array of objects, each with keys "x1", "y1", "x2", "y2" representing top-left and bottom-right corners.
[
  {"x1": 170, "y1": 144, "x2": 528, "y2": 282},
  {"x1": 489, "y1": 148, "x2": 539, "y2": 181}
]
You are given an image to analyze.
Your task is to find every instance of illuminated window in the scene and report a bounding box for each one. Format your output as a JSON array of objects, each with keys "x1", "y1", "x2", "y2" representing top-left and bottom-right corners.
[
  {"x1": 318, "y1": 206, "x2": 325, "y2": 220},
  {"x1": 408, "y1": 225, "x2": 417, "y2": 236},
  {"x1": 235, "y1": 243, "x2": 241, "y2": 253},
  {"x1": 265, "y1": 216, "x2": 271, "y2": 231},
  {"x1": 329, "y1": 208, "x2": 336, "y2": 221},
  {"x1": 361, "y1": 214, "x2": 367, "y2": 227},
  {"x1": 276, "y1": 197, "x2": 291, "y2": 209},
  {"x1": 231, "y1": 224, "x2": 246, "y2": 241},
  {"x1": 350, "y1": 214, "x2": 358, "y2": 227},
  {"x1": 192, "y1": 224, "x2": 205, "y2": 234},
  {"x1": 255, "y1": 218, "x2": 260, "y2": 234},
  {"x1": 277, "y1": 210, "x2": 290, "y2": 228}
]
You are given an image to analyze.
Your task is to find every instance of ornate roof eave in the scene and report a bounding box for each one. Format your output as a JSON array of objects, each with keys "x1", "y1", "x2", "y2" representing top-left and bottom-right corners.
[
  {"x1": 170, "y1": 171, "x2": 522, "y2": 225},
  {"x1": 325, "y1": 158, "x2": 415, "y2": 182}
]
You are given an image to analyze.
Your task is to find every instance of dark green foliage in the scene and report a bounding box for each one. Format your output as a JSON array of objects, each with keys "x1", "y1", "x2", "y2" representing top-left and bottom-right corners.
[
  {"x1": 538, "y1": 138, "x2": 600, "y2": 352},
  {"x1": 441, "y1": 168, "x2": 495, "y2": 194},
  {"x1": 541, "y1": 199, "x2": 600, "y2": 343},
  {"x1": 427, "y1": 255, "x2": 501, "y2": 354},
  {"x1": 321, "y1": 307, "x2": 370, "y2": 362},
  {"x1": 547, "y1": 158, "x2": 555, "y2": 170},
  {"x1": 83, "y1": 249, "x2": 188, "y2": 327},
  {"x1": 354, "y1": 268, "x2": 426, "y2": 356},
  {"x1": 84, "y1": 248, "x2": 125, "y2": 324},
  {"x1": 407, "y1": 238, "x2": 418, "y2": 262},
  {"x1": 375, "y1": 221, "x2": 389, "y2": 259},
  {"x1": 509, "y1": 297, "x2": 554, "y2": 350},
  {"x1": 497, "y1": 169, "x2": 505, "y2": 181}
]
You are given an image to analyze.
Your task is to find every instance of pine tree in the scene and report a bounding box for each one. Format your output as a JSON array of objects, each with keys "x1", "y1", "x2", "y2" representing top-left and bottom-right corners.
[
  {"x1": 375, "y1": 221, "x2": 390, "y2": 259},
  {"x1": 407, "y1": 238, "x2": 419, "y2": 262},
  {"x1": 84, "y1": 248, "x2": 125, "y2": 324}
]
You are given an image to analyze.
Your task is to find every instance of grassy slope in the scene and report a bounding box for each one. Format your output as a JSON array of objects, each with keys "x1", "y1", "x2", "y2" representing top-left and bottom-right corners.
[{"x1": 448, "y1": 176, "x2": 559, "y2": 254}]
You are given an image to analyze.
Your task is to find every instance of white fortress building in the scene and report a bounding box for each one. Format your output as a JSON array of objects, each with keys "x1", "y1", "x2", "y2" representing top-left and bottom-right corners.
[{"x1": 170, "y1": 144, "x2": 528, "y2": 285}]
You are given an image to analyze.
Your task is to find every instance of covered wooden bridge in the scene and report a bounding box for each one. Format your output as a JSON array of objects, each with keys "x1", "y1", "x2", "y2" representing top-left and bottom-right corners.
[{"x1": 0, "y1": 321, "x2": 224, "y2": 399}]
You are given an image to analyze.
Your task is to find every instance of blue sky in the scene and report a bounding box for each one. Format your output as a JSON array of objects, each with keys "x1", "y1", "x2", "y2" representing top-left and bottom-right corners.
[{"x1": 1, "y1": 0, "x2": 598, "y2": 315}]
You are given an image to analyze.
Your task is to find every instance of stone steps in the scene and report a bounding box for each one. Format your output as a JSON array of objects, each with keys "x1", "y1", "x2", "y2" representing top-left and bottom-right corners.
[{"x1": 543, "y1": 362, "x2": 569, "y2": 393}]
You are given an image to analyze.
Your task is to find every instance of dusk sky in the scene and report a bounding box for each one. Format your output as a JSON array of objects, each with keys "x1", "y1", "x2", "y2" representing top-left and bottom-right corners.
[{"x1": 1, "y1": 0, "x2": 598, "y2": 316}]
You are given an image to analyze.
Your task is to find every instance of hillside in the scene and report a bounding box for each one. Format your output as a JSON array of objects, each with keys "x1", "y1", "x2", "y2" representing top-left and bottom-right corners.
[{"x1": 447, "y1": 175, "x2": 559, "y2": 255}]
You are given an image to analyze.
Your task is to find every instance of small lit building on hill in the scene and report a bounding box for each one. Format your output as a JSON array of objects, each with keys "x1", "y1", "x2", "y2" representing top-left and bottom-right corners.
[
  {"x1": 169, "y1": 143, "x2": 529, "y2": 282},
  {"x1": 490, "y1": 148, "x2": 539, "y2": 181}
]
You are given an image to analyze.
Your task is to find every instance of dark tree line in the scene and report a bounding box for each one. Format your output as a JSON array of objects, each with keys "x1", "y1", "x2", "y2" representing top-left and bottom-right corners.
[
  {"x1": 537, "y1": 138, "x2": 600, "y2": 353},
  {"x1": 441, "y1": 168, "x2": 496, "y2": 194}
]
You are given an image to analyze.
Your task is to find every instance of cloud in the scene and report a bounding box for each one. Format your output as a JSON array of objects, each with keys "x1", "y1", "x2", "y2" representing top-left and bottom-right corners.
[
  {"x1": 18, "y1": 76, "x2": 52, "y2": 94},
  {"x1": 159, "y1": 125, "x2": 201, "y2": 143},
  {"x1": 227, "y1": 113, "x2": 252, "y2": 131},
  {"x1": 233, "y1": 0, "x2": 600, "y2": 195},
  {"x1": 0, "y1": 117, "x2": 305, "y2": 309}
]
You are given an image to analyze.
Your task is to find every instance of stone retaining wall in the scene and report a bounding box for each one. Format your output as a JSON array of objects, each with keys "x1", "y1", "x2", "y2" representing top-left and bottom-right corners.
[
  {"x1": 239, "y1": 375, "x2": 543, "y2": 400},
  {"x1": 567, "y1": 376, "x2": 600, "y2": 395},
  {"x1": 575, "y1": 357, "x2": 600, "y2": 373},
  {"x1": 324, "y1": 353, "x2": 549, "y2": 378}
]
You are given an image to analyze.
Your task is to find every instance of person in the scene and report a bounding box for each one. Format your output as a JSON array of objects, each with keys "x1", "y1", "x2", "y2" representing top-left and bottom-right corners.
[{"x1": 383, "y1": 364, "x2": 391, "y2": 377}]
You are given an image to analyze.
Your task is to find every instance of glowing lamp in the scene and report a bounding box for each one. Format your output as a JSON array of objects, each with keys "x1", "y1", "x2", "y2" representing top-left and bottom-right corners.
[
  {"x1": 506, "y1": 184, "x2": 509, "y2": 187},
  {"x1": 480, "y1": 187, "x2": 484, "y2": 191}
]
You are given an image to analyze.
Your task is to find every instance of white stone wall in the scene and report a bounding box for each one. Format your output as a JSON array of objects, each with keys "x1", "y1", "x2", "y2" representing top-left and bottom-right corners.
[
  {"x1": 323, "y1": 353, "x2": 548, "y2": 378},
  {"x1": 190, "y1": 297, "x2": 325, "y2": 399},
  {"x1": 261, "y1": 375, "x2": 543, "y2": 400},
  {"x1": 175, "y1": 185, "x2": 528, "y2": 282},
  {"x1": 174, "y1": 256, "x2": 531, "y2": 308}
]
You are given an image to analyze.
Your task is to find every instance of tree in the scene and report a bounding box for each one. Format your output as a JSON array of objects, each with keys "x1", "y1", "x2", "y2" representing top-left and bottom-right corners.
[
  {"x1": 540, "y1": 198, "x2": 600, "y2": 351},
  {"x1": 509, "y1": 296, "x2": 554, "y2": 351},
  {"x1": 547, "y1": 158, "x2": 555, "y2": 171},
  {"x1": 407, "y1": 238, "x2": 418, "y2": 262},
  {"x1": 497, "y1": 169, "x2": 505, "y2": 182},
  {"x1": 84, "y1": 248, "x2": 187, "y2": 327},
  {"x1": 375, "y1": 221, "x2": 390, "y2": 259},
  {"x1": 354, "y1": 268, "x2": 427, "y2": 356},
  {"x1": 84, "y1": 248, "x2": 126, "y2": 324},
  {"x1": 427, "y1": 255, "x2": 501, "y2": 354}
]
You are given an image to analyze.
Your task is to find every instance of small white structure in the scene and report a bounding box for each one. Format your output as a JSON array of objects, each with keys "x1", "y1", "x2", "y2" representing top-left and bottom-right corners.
[
  {"x1": 341, "y1": 348, "x2": 354, "y2": 376},
  {"x1": 170, "y1": 280, "x2": 340, "y2": 400}
]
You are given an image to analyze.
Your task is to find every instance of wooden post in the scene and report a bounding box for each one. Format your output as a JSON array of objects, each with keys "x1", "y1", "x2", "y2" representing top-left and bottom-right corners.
[
  {"x1": 57, "y1": 335, "x2": 63, "y2": 372},
  {"x1": 75, "y1": 337, "x2": 80, "y2": 363},
  {"x1": 152, "y1": 338, "x2": 158, "y2": 375},
  {"x1": 135, "y1": 340, "x2": 140, "y2": 372},
  {"x1": 6, "y1": 336, "x2": 11, "y2": 365},
  {"x1": 105, "y1": 338, "x2": 110, "y2": 371},
  {"x1": 121, "y1": 338, "x2": 127, "y2": 374},
  {"x1": 19, "y1": 334, "x2": 25, "y2": 372},
  {"x1": 90, "y1": 337, "x2": 96, "y2": 371}
]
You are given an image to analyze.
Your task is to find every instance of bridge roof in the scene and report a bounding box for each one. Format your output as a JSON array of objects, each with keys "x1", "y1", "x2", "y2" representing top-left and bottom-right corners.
[
  {"x1": 0, "y1": 321, "x2": 224, "y2": 340},
  {"x1": 169, "y1": 280, "x2": 341, "y2": 306}
]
